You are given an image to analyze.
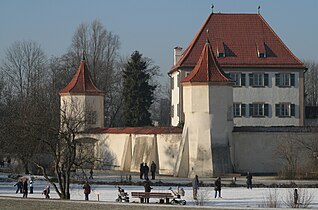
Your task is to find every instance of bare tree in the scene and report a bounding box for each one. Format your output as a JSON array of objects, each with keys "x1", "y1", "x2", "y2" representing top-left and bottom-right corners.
[
  {"x1": 31, "y1": 98, "x2": 106, "y2": 199},
  {"x1": 66, "y1": 19, "x2": 122, "y2": 127},
  {"x1": 275, "y1": 136, "x2": 301, "y2": 179},
  {"x1": 304, "y1": 60, "x2": 318, "y2": 106},
  {"x1": 0, "y1": 40, "x2": 48, "y2": 173}
]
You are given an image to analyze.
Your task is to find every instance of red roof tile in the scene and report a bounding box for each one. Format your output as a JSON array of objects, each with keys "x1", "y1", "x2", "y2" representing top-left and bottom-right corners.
[
  {"x1": 182, "y1": 40, "x2": 230, "y2": 83},
  {"x1": 59, "y1": 59, "x2": 103, "y2": 95},
  {"x1": 81, "y1": 127, "x2": 183, "y2": 135},
  {"x1": 171, "y1": 13, "x2": 305, "y2": 73}
]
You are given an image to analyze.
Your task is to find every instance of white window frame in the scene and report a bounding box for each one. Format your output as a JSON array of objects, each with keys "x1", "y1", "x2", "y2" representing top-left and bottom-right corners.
[
  {"x1": 253, "y1": 73, "x2": 264, "y2": 86},
  {"x1": 276, "y1": 103, "x2": 293, "y2": 117},
  {"x1": 252, "y1": 103, "x2": 264, "y2": 117},
  {"x1": 230, "y1": 73, "x2": 241, "y2": 86}
]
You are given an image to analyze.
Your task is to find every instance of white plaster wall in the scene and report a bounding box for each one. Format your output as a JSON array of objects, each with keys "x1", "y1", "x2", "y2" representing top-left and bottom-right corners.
[
  {"x1": 130, "y1": 134, "x2": 155, "y2": 172},
  {"x1": 230, "y1": 71, "x2": 300, "y2": 126},
  {"x1": 210, "y1": 85, "x2": 233, "y2": 146},
  {"x1": 84, "y1": 95, "x2": 104, "y2": 128},
  {"x1": 156, "y1": 134, "x2": 182, "y2": 175},
  {"x1": 60, "y1": 95, "x2": 86, "y2": 130},
  {"x1": 183, "y1": 85, "x2": 213, "y2": 177},
  {"x1": 233, "y1": 132, "x2": 313, "y2": 173},
  {"x1": 171, "y1": 71, "x2": 180, "y2": 126},
  {"x1": 76, "y1": 133, "x2": 130, "y2": 170},
  {"x1": 60, "y1": 94, "x2": 104, "y2": 130}
]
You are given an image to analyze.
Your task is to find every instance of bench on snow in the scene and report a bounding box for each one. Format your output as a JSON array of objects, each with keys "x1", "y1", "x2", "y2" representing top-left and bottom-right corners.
[{"x1": 131, "y1": 192, "x2": 174, "y2": 203}]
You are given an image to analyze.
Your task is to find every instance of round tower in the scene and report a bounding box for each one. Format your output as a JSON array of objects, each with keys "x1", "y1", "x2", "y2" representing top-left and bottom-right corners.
[
  {"x1": 174, "y1": 40, "x2": 233, "y2": 177},
  {"x1": 59, "y1": 55, "x2": 104, "y2": 131}
]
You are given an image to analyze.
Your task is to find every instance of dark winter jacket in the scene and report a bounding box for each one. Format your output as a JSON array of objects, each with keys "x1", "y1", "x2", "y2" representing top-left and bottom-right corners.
[{"x1": 214, "y1": 178, "x2": 221, "y2": 191}]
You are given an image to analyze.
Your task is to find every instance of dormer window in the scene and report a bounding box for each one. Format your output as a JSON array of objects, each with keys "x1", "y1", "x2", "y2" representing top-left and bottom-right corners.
[
  {"x1": 217, "y1": 40, "x2": 225, "y2": 57},
  {"x1": 256, "y1": 41, "x2": 266, "y2": 58},
  {"x1": 258, "y1": 52, "x2": 266, "y2": 58},
  {"x1": 217, "y1": 52, "x2": 225, "y2": 57}
]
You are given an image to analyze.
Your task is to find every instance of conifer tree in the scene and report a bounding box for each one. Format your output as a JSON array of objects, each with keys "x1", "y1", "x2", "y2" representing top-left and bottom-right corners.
[{"x1": 122, "y1": 51, "x2": 156, "y2": 126}]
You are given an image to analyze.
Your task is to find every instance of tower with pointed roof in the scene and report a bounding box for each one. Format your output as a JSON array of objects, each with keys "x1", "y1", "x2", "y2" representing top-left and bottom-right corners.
[
  {"x1": 174, "y1": 40, "x2": 234, "y2": 177},
  {"x1": 59, "y1": 56, "x2": 104, "y2": 131}
]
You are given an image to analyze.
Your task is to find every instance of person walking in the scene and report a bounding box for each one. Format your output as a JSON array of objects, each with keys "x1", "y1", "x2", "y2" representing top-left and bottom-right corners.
[
  {"x1": 29, "y1": 180, "x2": 34, "y2": 194},
  {"x1": 42, "y1": 185, "x2": 50, "y2": 199},
  {"x1": 144, "y1": 180, "x2": 152, "y2": 203},
  {"x1": 246, "y1": 172, "x2": 253, "y2": 189},
  {"x1": 294, "y1": 189, "x2": 299, "y2": 208},
  {"x1": 14, "y1": 179, "x2": 23, "y2": 193},
  {"x1": 150, "y1": 161, "x2": 157, "y2": 180},
  {"x1": 22, "y1": 179, "x2": 28, "y2": 198},
  {"x1": 144, "y1": 163, "x2": 149, "y2": 180},
  {"x1": 89, "y1": 169, "x2": 94, "y2": 179},
  {"x1": 139, "y1": 162, "x2": 144, "y2": 179},
  {"x1": 192, "y1": 174, "x2": 199, "y2": 200},
  {"x1": 214, "y1": 177, "x2": 222, "y2": 198},
  {"x1": 83, "y1": 181, "x2": 91, "y2": 201}
]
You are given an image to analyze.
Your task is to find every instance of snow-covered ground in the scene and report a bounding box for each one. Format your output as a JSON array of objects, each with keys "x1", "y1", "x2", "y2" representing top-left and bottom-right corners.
[{"x1": 1, "y1": 178, "x2": 318, "y2": 208}]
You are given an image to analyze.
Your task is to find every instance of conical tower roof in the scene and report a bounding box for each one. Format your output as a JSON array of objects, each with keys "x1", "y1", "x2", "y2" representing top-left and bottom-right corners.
[
  {"x1": 181, "y1": 40, "x2": 231, "y2": 83},
  {"x1": 59, "y1": 57, "x2": 103, "y2": 95}
]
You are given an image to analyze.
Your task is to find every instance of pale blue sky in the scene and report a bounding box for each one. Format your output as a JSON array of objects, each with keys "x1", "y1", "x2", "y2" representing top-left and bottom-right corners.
[{"x1": 1, "y1": 0, "x2": 317, "y2": 80}]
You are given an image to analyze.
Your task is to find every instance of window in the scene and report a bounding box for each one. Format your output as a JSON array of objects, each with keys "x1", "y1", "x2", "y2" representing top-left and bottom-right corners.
[
  {"x1": 249, "y1": 73, "x2": 268, "y2": 87},
  {"x1": 171, "y1": 77, "x2": 174, "y2": 89},
  {"x1": 275, "y1": 73, "x2": 295, "y2": 87},
  {"x1": 177, "y1": 104, "x2": 180, "y2": 117},
  {"x1": 233, "y1": 103, "x2": 246, "y2": 117},
  {"x1": 229, "y1": 73, "x2": 246, "y2": 86},
  {"x1": 258, "y1": 52, "x2": 266, "y2": 58},
  {"x1": 217, "y1": 52, "x2": 225, "y2": 57},
  {"x1": 87, "y1": 111, "x2": 97, "y2": 124},
  {"x1": 249, "y1": 103, "x2": 269, "y2": 117},
  {"x1": 275, "y1": 103, "x2": 295, "y2": 117},
  {"x1": 171, "y1": 105, "x2": 174, "y2": 118}
]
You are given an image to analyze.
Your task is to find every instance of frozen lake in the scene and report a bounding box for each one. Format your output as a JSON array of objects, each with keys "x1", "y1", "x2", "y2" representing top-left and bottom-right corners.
[{"x1": 1, "y1": 178, "x2": 318, "y2": 208}]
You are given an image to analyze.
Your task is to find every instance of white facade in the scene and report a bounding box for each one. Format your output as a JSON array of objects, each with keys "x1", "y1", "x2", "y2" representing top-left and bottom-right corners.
[
  {"x1": 171, "y1": 68, "x2": 304, "y2": 127},
  {"x1": 60, "y1": 94, "x2": 104, "y2": 130}
]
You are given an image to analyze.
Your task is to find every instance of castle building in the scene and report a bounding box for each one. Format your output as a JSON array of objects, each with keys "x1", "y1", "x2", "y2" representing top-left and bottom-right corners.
[
  {"x1": 170, "y1": 13, "x2": 306, "y2": 127},
  {"x1": 59, "y1": 13, "x2": 316, "y2": 178}
]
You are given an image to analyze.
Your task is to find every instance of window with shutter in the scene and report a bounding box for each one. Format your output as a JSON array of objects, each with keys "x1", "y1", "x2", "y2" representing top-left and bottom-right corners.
[
  {"x1": 249, "y1": 74, "x2": 253, "y2": 86},
  {"x1": 264, "y1": 74, "x2": 269, "y2": 86},
  {"x1": 275, "y1": 104, "x2": 280, "y2": 116},
  {"x1": 250, "y1": 103, "x2": 267, "y2": 117},
  {"x1": 241, "y1": 74, "x2": 246, "y2": 86},
  {"x1": 276, "y1": 103, "x2": 294, "y2": 117},
  {"x1": 291, "y1": 74, "x2": 295, "y2": 86},
  {"x1": 275, "y1": 74, "x2": 280, "y2": 86},
  {"x1": 291, "y1": 104, "x2": 295, "y2": 116},
  {"x1": 241, "y1": 104, "x2": 246, "y2": 116}
]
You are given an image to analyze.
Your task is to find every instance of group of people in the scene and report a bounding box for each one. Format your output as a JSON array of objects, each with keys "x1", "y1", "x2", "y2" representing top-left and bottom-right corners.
[
  {"x1": 14, "y1": 178, "x2": 50, "y2": 199},
  {"x1": 192, "y1": 172, "x2": 254, "y2": 200},
  {"x1": 139, "y1": 161, "x2": 157, "y2": 180},
  {"x1": 14, "y1": 178, "x2": 29, "y2": 198}
]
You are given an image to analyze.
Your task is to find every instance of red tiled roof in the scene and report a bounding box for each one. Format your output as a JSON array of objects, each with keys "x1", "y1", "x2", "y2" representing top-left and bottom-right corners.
[
  {"x1": 182, "y1": 40, "x2": 230, "y2": 83},
  {"x1": 59, "y1": 59, "x2": 103, "y2": 95},
  {"x1": 170, "y1": 13, "x2": 305, "y2": 73},
  {"x1": 81, "y1": 127, "x2": 183, "y2": 135}
]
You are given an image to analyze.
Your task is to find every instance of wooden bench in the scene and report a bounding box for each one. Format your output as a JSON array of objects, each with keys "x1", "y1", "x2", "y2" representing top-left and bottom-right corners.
[{"x1": 131, "y1": 192, "x2": 174, "y2": 204}]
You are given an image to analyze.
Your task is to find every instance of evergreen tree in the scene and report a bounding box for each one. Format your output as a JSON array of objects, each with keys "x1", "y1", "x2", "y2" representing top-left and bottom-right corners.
[{"x1": 123, "y1": 51, "x2": 156, "y2": 126}]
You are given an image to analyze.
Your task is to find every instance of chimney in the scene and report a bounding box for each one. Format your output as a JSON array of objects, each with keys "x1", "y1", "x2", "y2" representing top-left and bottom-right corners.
[{"x1": 173, "y1": 47, "x2": 183, "y2": 66}]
